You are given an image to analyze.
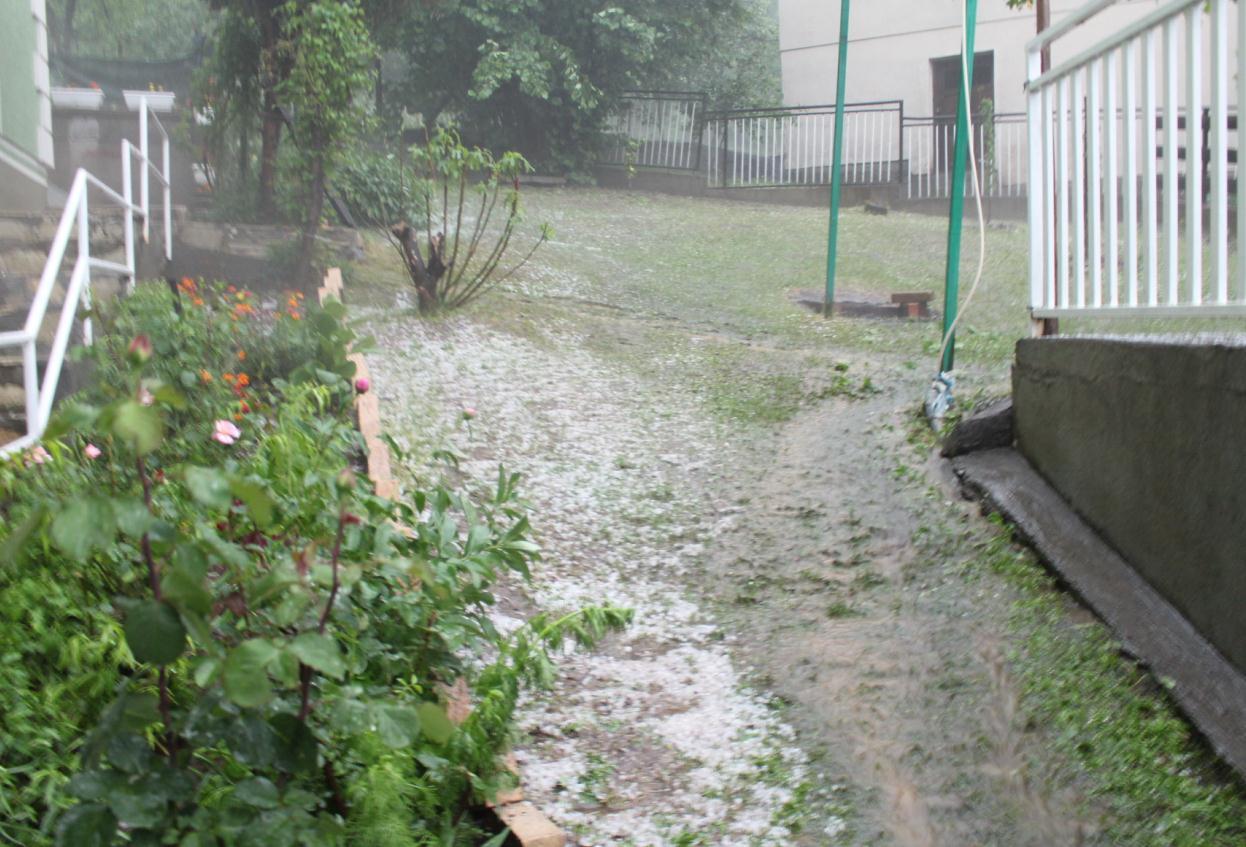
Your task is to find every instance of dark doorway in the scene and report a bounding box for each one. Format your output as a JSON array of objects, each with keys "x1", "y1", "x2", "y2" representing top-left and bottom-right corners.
[{"x1": 931, "y1": 51, "x2": 995, "y2": 171}]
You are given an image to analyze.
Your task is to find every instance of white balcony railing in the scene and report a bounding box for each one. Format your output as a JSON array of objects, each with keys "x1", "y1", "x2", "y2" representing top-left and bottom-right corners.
[
  {"x1": 1026, "y1": 0, "x2": 1245, "y2": 321},
  {"x1": 0, "y1": 97, "x2": 171, "y2": 457}
]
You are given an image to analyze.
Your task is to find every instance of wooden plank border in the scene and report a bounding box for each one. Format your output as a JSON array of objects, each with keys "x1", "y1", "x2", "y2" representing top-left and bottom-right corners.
[{"x1": 317, "y1": 268, "x2": 566, "y2": 847}]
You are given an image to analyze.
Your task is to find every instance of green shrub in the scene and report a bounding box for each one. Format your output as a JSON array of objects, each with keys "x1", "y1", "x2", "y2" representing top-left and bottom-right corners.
[{"x1": 0, "y1": 280, "x2": 627, "y2": 846}]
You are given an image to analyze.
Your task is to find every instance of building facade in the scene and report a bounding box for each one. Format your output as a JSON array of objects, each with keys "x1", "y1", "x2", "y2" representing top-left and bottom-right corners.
[
  {"x1": 1, "y1": 0, "x2": 54, "y2": 211},
  {"x1": 776, "y1": 1, "x2": 1183, "y2": 196}
]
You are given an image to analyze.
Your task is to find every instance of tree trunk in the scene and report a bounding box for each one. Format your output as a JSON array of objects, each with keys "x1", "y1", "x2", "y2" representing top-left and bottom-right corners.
[
  {"x1": 392, "y1": 223, "x2": 441, "y2": 310},
  {"x1": 239, "y1": 121, "x2": 250, "y2": 183},
  {"x1": 258, "y1": 93, "x2": 281, "y2": 218},
  {"x1": 298, "y1": 154, "x2": 326, "y2": 287},
  {"x1": 257, "y1": 1, "x2": 283, "y2": 218}
]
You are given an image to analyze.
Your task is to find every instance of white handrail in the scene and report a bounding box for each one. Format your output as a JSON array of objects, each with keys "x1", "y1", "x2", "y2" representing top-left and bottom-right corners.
[
  {"x1": 0, "y1": 96, "x2": 173, "y2": 457},
  {"x1": 1026, "y1": 0, "x2": 1245, "y2": 326}
]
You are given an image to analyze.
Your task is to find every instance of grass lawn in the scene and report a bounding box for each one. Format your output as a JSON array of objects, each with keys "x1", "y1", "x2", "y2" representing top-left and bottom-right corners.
[{"x1": 349, "y1": 186, "x2": 1246, "y2": 847}]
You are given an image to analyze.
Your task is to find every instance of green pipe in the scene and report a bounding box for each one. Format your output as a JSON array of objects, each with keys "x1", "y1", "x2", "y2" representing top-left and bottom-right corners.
[
  {"x1": 940, "y1": 0, "x2": 979, "y2": 372},
  {"x1": 824, "y1": 0, "x2": 852, "y2": 317}
]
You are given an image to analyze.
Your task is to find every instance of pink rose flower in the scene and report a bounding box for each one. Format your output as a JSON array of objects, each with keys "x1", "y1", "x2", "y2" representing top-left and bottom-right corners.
[
  {"x1": 84, "y1": 444, "x2": 102, "y2": 460},
  {"x1": 355, "y1": 377, "x2": 370, "y2": 394},
  {"x1": 26, "y1": 446, "x2": 52, "y2": 466},
  {"x1": 138, "y1": 387, "x2": 155, "y2": 407},
  {"x1": 212, "y1": 419, "x2": 242, "y2": 445},
  {"x1": 462, "y1": 407, "x2": 478, "y2": 420}
]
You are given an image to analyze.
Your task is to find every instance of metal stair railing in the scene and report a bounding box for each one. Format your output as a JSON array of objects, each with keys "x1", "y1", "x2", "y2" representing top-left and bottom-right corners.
[{"x1": 0, "y1": 96, "x2": 171, "y2": 457}]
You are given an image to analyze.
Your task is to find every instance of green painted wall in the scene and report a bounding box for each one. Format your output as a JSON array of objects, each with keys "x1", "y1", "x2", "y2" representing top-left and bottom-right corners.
[{"x1": 0, "y1": 0, "x2": 41, "y2": 160}]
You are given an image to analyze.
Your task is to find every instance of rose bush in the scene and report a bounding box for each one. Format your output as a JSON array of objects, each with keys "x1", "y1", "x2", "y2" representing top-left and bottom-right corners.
[{"x1": 0, "y1": 280, "x2": 627, "y2": 846}]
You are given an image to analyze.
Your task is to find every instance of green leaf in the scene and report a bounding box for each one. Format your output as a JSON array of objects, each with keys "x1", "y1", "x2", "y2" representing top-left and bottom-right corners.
[
  {"x1": 164, "y1": 566, "x2": 211, "y2": 618},
  {"x1": 112, "y1": 498, "x2": 156, "y2": 538},
  {"x1": 113, "y1": 401, "x2": 163, "y2": 454},
  {"x1": 223, "y1": 640, "x2": 279, "y2": 708},
  {"x1": 1, "y1": 506, "x2": 46, "y2": 566},
  {"x1": 173, "y1": 544, "x2": 209, "y2": 580},
  {"x1": 193, "y1": 657, "x2": 221, "y2": 688},
  {"x1": 418, "y1": 702, "x2": 456, "y2": 744},
  {"x1": 233, "y1": 777, "x2": 280, "y2": 809},
  {"x1": 179, "y1": 610, "x2": 213, "y2": 647},
  {"x1": 51, "y1": 497, "x2": 116, "y2": 560},
  {"x1": 185, "y1": 466, "x2": 232, "y2": 510},
  {"x1": 67, "y1": 771, "x2": 124, "y2": 802},
  {"x1": 108, "y1": 782, "x2": 167, "y2": 828},
  {"x1": 270, "y1": 713, "x2": 318, "y2": 774},
  {"x1": 151, "y1": 382, "x2": 187, "y2": 410},
  {"x1": 55, "y1": 803, "x2": 117, "y2": 847},
  {"x1": 373, "y1": 703, "x2": 421, "y2": 749},
  {"x1": 288, "y1": 632, "x2": 346, "y2": 679},
  {"x1": 106, "y1": 733, "x2": 154, "y2": 774},
  {"x1": 45, "y1": 401, "x2": 101, "y2": 440},
  {"x1": 230, "y1": 477, "x2": 275, "y2": 528},
  {"x1": 124, "y1": 601, "x2": 187, "y2": 666},
  {"x1": 481, "y1": 830, "x2": 511, "y2": 847},
  {"x1": 223, "y1": 715, "x2": 277, "y2": 768}
]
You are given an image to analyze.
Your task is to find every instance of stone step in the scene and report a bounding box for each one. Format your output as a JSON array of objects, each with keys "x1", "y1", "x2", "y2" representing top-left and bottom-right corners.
[{"x1": 0, "y1": 383, "x2": 26, "y2": 414}]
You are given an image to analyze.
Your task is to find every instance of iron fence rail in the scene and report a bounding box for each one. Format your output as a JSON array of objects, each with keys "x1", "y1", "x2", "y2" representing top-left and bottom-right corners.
[
  {"x1": 904, "y1": 113, "x2": 1027, "y2": 199},
  {"x1": 602, "y1": 91, "x2": 707, "y2": 172},
  {"x1": 704, "y1": 101, "x2": 903, "y2": 189}
]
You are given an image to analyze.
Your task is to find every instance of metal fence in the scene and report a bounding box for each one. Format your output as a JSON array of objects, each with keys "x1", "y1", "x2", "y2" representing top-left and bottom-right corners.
[
  {"x1": 1027, "y1": 0, "x2": 1246, "y2": 320},
  {"x1": 903, "y1": 113, "x2": 1028, "y2": 199},
  {"x1": 601, "y1": 91, "x2": 707, "y2": 171},
  {"x1": 704, "y1": 101, "x2": 903, "y2": 189}
]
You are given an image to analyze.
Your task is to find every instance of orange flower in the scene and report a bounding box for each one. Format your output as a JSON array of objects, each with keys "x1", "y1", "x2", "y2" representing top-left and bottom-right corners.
[
  {"x1": 192, "y1": 297, "x2": 205, "y2": 307},
  {"x1": 237, "y1": 373, "x2": 250, "y2": 387},
  {"x1": 222, "y1": 373, "x2": 235, "y2": 383},
  {"x1": 236, "y1": 350, "x2": 247, "y2": 361},
  {"x1": 200, "y1": 369, "x2": 213, "y2": 383}
]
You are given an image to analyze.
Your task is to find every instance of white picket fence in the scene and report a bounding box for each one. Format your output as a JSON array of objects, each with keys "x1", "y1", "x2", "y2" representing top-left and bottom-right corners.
[
  {"x1": 0, "y1": 98, "x2": 171, "y2": 457},
  {"x1": 1027, "y1": 0, "x2": 1245, "y2": 319}
]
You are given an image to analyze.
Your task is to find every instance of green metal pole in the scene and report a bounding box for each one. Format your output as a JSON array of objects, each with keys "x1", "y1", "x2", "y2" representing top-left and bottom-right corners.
[
  {"x1": 824, "y1": 0, "x2": 851, "y2": 317},
  {"x1": 939, "y1": 0, "x2": 979, "y2": 372}
]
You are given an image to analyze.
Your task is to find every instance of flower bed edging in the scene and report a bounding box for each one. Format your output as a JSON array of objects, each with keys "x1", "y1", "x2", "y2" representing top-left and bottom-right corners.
[{"x1": 318, "y1": 267, "x2": 567, "y2": 847}]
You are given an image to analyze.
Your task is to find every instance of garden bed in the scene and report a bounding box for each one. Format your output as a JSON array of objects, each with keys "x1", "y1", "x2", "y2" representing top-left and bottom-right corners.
[{"x1": 0, "y1": 273, "x2": 611, "y2": 846}]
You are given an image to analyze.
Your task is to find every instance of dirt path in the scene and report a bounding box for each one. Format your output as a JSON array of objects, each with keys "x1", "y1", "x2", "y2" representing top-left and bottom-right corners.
[{"x1": 354, "y1": 192, "x2": 1105, "y2": 846}]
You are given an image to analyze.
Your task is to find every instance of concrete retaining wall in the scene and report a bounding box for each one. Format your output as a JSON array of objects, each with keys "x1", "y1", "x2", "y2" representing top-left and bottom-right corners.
[{"x1": 1013, "y1": 336, "x2": 1246, "y2": 675}]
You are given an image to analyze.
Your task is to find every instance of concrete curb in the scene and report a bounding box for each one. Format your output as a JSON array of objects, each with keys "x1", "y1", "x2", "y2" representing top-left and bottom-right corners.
[{"x1": 318, "y1": 268, "x2": 567, "y2": 847}]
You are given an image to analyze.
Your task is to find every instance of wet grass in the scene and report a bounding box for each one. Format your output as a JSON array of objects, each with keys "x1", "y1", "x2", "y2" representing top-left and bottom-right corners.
[
  {"x1": 972, "y1": 521, "x2": 1246, "y2": 847},
  {"x1": 347, "y1": 186, "x2": 1246, "y2": 845}
]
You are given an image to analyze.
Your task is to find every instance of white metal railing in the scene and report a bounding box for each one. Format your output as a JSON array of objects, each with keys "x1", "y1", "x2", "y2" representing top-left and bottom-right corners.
[
  {"x1": 1, "y1": 97, "x2": 171, "y2": 456},
  {"x1": 905, "y1": 113, "x2": 1027, "y2": 200},
  {"x1": 1026, "y1": 0, "x2": 1244, "y2": 321},
  {"x1": 705, "y1": 101, "x2": 903, "y2": 189},
  {"x1": 601, "y1": 91, "x2": 707, "y2": 171}
]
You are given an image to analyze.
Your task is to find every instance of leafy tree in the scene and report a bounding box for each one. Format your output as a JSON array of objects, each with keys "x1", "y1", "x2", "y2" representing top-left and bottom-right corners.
[
  {"x1": 275, "y1": 0, "x2": 375, "y2": 284},
  {"x1": 647, "y1": 0, "x2": 781, "y2": 109},
  {"x1": 386, "y1": 0, "x2": 778, "y2": 172},
  {"x1": 47, "y1": 0, "x2": 209, "y2": 59}
]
